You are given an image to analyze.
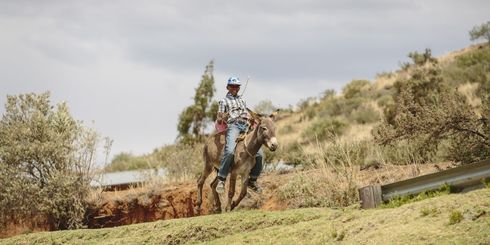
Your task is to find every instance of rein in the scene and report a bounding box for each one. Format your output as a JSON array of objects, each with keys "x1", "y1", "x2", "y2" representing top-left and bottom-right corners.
[{"x1": 243, "y1": 121, "x2": 259, "y2": 158}]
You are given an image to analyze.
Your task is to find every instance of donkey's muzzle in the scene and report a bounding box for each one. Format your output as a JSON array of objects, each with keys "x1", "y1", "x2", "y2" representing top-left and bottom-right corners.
[{"x1": 267, "y1": 137, "x2": 278, "y2": 151}]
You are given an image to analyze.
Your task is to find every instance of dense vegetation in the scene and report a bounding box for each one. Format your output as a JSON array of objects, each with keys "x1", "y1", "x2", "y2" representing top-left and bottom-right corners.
[{"x1": 0, "y1": 92, "x2": 109, "y2": 230}]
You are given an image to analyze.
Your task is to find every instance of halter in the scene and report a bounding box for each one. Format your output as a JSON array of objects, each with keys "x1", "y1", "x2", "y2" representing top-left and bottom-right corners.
[
  {"x1": 243, "y1": 133, "x2": 256, "y2": 158},
  {"x1": 242, "y1": 119, "x2": 262, "y2": 158}
]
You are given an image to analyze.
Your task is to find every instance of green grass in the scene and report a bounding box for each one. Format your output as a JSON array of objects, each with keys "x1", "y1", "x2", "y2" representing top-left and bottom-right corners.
[
  {"x1": 381, "y1": 184, "x2": 452, "y2": 208},
  {"x1": 2, "y1": 189, "x2": 490, "y2": 244}
]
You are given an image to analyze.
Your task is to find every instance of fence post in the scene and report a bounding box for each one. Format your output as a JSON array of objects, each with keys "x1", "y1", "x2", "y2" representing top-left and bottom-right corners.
[{"x1": 359, "y1": 185, "x2": 382, "y2": 209}]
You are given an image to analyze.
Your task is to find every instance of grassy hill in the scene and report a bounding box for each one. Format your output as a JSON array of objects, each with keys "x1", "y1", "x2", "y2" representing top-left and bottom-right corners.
[
  {"x1": 104, "y1": 43, "x2": 490, "y2": 175},
  {"x1": 2, "y1": 188, "x2": 489, "y2": 244}
]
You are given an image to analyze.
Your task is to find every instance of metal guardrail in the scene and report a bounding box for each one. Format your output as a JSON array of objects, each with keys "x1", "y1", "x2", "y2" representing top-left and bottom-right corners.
[{"x1": 359, "y1": 159, "x2": 490, "y2": 209}]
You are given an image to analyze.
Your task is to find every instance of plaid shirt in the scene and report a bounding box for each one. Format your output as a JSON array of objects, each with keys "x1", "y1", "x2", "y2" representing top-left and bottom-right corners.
[{"x1": 218, "y1": 92, "x2": 249, "y2": 123}]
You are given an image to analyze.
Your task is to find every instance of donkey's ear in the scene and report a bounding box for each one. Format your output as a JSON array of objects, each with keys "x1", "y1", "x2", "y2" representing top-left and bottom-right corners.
[
  {"x1": 246, "y1": 108, "x2": 261, "y2": 120},
  {"x1": 269, "y1": 109, "x2": 279, "y2": 121}
]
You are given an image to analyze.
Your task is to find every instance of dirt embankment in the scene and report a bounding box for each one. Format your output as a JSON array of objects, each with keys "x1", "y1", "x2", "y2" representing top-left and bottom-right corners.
[
  {"x1": 2, "y1": 163, "x2": 451, "y2": 238},
  {"x1": 85, "y1": 162, "x2": 451, "y2": 228},
  {"x1": 85, "y1": 171, "x2": 292, "y2": 228}
]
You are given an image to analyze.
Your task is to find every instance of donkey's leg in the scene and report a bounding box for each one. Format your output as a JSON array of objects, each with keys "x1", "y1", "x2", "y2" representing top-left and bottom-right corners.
[
  {"x1": 210, "y1": 175, "x2": 222, "y2": 213},
  {"x1": 231, "y1": 174, "x2": 249, "y2": 210},
  {"x1": 196, "y1": 162, "x2": 212, "y2": 215},
  {"x1": 225, "y1": 172, "x2": 237, "y2": 212}
]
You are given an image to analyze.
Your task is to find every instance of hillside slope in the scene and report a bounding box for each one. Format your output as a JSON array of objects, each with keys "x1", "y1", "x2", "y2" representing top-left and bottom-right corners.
[{"x1": 2, "y1": 188, "x2": 489, "y2": 244}]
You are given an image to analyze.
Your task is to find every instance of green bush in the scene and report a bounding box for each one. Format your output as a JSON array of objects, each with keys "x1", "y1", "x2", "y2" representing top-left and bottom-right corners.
[
  {"x1": 0, "y1": 92, "x2": 103, "y2": 230},
  {"x1": 105, "y1": 152, "x2": 150, "y2": 172},
  {"x1": 377, "y1": 94, "x2": 394, "y2": 109},
  {"x1": 148, "y1": 143, "x2": 203, "y2": 180},
  {"x1": 342, "y1": 80, "x2": 371, "y2": 99},
  {"x1": 374, "y1": 61, "x2": 490, "y2": 164},
  {"x1": 317, "y1": 94, "x2": 366, "y2": 121},
  {"x1": 302, "y1": 118, "x2": 348, "y2": 142},
  {"x1": 449, "y1": 210, "x2": 463, "y2": 225},
  {"x1": 304, "y1": 106, "x2": 317, "y2": 120},
  {"x1": 377, "y1": 139, "x2": 436, "y2": 165},
  {"x1": 469, "y1": 21, "x2": 490, "y2": 44},
  {"x1": 382, "y1": 184, "x2": 451, "y2": 208},
  {"x1": 350, "y1": 105, "x2": 380, "y2": 124},
  {"x1": 274, "y1": 142, "x2": 305, "y2": 166}
]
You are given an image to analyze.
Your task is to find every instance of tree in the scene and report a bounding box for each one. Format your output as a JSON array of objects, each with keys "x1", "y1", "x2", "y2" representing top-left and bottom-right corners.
[
  {"x1": 177, "y1": 60, "x2": 217, "y2": 143},
  {"x1": 469, "y1": 21, "x2": 490, "y2": 44},
  {"x1": 254, "y1": 99, "x2": 277, "y2": 115},
  {"x1": 0, "y1": 92, "x2": 105, "y2": 230},
  {"x1": 400, "y1": 48, "x2": 437, "y2": 71}
]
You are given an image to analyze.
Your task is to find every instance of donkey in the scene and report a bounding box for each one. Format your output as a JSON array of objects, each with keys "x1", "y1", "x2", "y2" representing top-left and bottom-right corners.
[{"x1": 196, "y1": 109, "x2": 278, "y2": 213}]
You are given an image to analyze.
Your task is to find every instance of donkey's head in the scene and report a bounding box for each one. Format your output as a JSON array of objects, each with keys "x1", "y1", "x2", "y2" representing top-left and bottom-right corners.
[{"x1": 248, "y1": 108, "x2": 279, "y2": 151}]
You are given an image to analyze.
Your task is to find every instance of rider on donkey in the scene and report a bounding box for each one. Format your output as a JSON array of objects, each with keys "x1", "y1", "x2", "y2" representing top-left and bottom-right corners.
[{"x1": 215, "y1": 76, "x2": 263, "y2": 194}]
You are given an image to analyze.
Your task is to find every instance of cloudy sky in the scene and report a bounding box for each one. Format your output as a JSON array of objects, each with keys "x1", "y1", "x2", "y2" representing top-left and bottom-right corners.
[{"x1": 1, "y1": 0, "x2": 488, "y2": 163}]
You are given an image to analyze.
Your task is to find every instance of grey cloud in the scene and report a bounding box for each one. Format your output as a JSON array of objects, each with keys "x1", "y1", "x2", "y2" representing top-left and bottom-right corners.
[{"x1": 1, "y1": 0, "x2": 489, "y2": 158}]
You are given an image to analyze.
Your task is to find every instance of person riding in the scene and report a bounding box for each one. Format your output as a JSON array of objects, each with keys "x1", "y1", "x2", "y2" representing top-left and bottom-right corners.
[{"x1": 215, "y1": 76, "x2": 264, "y2": 194}]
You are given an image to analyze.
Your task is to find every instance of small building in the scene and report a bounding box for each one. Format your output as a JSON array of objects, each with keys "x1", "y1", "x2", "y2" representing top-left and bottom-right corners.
[{"x1": 90, "y1": 168, "x2": 166, "y2": 191}]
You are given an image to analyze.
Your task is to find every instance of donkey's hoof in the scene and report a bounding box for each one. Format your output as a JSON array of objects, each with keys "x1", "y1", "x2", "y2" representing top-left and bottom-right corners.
[{"x1": 230, "y1": 202, "x2": 237, "y2": 211}]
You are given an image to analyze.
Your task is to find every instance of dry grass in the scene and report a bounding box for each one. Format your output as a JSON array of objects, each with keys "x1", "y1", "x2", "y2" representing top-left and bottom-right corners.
[
  {"x1": 458, "y1": 82, "x2": 481, "y2": 110},
  {"x1": 372, "y1": 72, "x2": 398, "y2": 90},
  {"x1": 339, "y1": 123, "x2": 375, "y2": 142}
]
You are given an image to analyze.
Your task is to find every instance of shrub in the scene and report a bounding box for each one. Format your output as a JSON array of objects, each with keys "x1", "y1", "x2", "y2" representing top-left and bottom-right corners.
[
  {"x1": 449, "y1": 210, "x2": 463, "y2": 225},
  {"x1": 374, "y1": 62, "x2": 490, "y2": 164},
  {"x1": 302, "y1": 118, "x2": 348, "y2": 142},
  {"x1": 274, "y1": 142, "x2": 305, "y2": 166},
  {"x1": 317, "y1": 96, "x2": 364, "y2": 119},
  {"x1": 105, "y1": 152, "x2": 150, "y2": 172},
  {"x1": 420, "y1": 207, "x2": 438, "y2": 217},
  {"x1": 296, "y1": 96, "x2": 317, "y2": 111},
  {"x1": 377, "y1": 139, "x2": 436, "y2": 165},
  {"x1": 0, "y1": 92, "x2": 104, "y2": 230},
  {"x1": 469, "y1": 21, "x2": 490, "y2": 44},
  {"x1": 148, "y1": 143, "x2": 203, "y2": 181},
  {"x1": 305, "y1": 140, "x2": 369, "y2": 168},
  {"x1": 254, "y1": 99, "x2": 277, "y2": 115},
  {"x1": 342, "y1": 80, "x2": 371, "y2": 99},
  {"x1": 279, "y1": 141, "x2": 363, "y2": 208},
  {"x1": 278, "y1": 171, "x2": 358, "y2": 208},
  {"x1": 350, "y1": 105, "x2": 380, "y2": 124},
  {"x1": 304, "y1": 106, "x2": 317, "y2": 120},
  {"x1": 377, "y1": 94, "x2": 394, "y2": 109}
]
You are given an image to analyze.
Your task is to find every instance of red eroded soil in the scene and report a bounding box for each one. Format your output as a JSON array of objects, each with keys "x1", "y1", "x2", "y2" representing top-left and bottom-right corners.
[{"x1": 85, "y1": 171, "x2": 293, "y2": 228}]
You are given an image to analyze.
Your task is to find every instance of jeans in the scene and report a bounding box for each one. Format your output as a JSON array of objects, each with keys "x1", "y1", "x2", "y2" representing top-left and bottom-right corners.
[{"x1": 218, "y1": 121, "x2": 263, "y2": 180}]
